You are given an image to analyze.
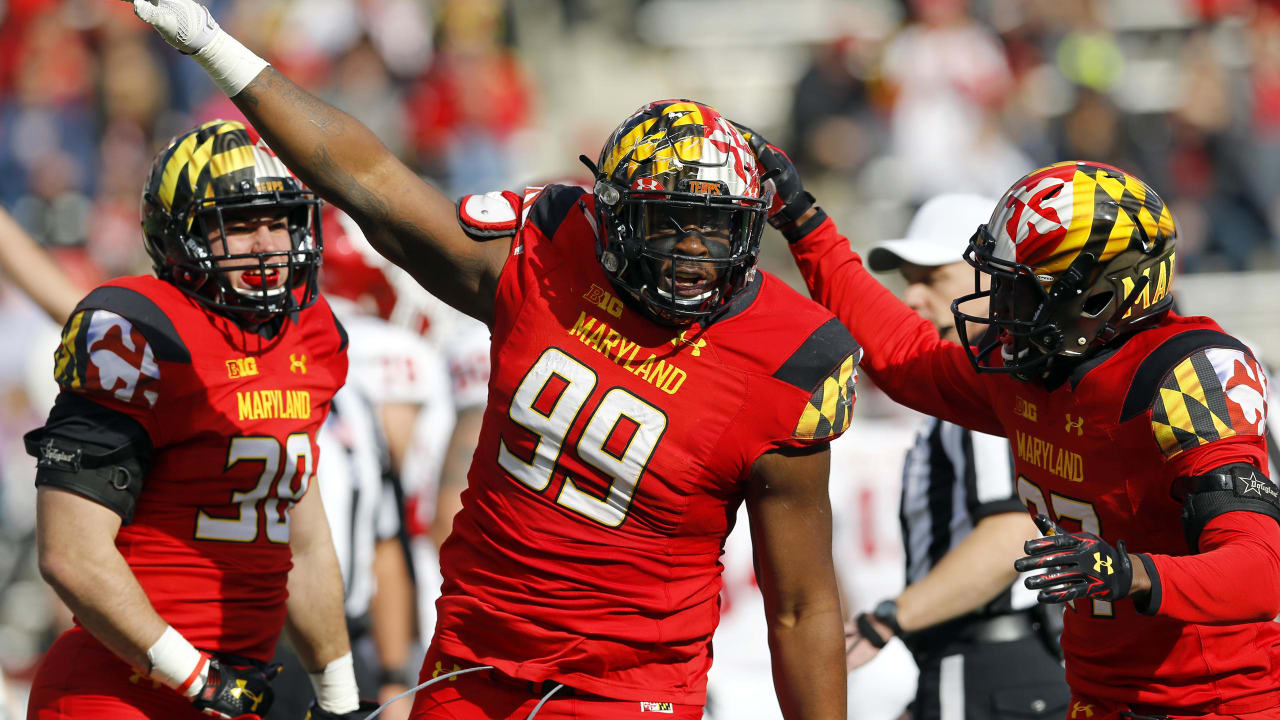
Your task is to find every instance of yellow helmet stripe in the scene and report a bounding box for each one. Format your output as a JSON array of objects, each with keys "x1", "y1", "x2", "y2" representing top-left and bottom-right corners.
[{"x1": 601, "y1": 117, "x2": 658, "y2": 178}]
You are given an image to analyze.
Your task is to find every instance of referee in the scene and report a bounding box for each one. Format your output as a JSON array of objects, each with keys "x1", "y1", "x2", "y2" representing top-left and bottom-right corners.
[{"x1": 845, "y1": 194, "x2": 1069, "y2": 720}]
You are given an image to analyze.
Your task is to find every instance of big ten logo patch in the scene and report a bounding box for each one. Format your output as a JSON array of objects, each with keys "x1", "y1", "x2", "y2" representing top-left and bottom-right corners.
[
  {"x1": 226, "y1": 357, "x2": 259, "y2": 379},
  {"x1": 1015, "y1": 397, "x2": 1038, "y2": 422},
  {"x1": 583, "y1": 283, "x2": 624, "y2": 318}
]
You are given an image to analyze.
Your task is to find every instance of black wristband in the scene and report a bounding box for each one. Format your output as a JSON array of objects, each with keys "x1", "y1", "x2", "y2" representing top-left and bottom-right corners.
[
  {"x1": 378, "y1": 665, "x2": 413, "y2": 687},
  {"x1": 782, "y1": 207, "x2": 828, "y2": 244},
  {"x1": 855, "y1": 612, "x2": 889, "y2": 649},
  {"x1": 872, "y1": 599, "x2": 905, "y2": 637}
]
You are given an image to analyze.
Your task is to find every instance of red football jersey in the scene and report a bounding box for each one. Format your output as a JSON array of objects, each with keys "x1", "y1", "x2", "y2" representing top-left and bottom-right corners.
[
  {"x1": 51, "y1": 275, "x2": 348, "y2": 661},
  {"x1": 434, "y1": 185, "x2": 861, "y2": 703},
  {"x1": 790, "y1": 217, "x2": 1280, "y2": 714}
]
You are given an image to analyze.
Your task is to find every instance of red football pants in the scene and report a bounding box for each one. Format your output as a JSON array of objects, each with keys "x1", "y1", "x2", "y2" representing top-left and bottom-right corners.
[
  {"x1": 1065, "y1": 695, "x2": 1280, "y2": 720},
  {"x1": 26, "y1": 627, "x2": 211, "y2": 719},
  {"x1": 407, "y1": 645, "x2": 703, "y2": 720}
]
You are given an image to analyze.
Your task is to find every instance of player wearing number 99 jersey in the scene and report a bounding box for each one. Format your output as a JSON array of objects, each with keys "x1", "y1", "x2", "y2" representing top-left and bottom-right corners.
[
  {"x1": 24, "y1": 121, "x2": 361, "y2": 720},
  {"x1": 122, "y1": 8, "x2": 858, "y2": 712}
]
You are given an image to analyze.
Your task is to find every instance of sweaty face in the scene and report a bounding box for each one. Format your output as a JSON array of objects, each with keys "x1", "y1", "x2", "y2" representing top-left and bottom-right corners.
[
  {"x1": 202, "y1": 207, "x2": 293, "y2": 298},
  {"x1": 641, "y1": 205, "x2": 734, "y2": 303}
]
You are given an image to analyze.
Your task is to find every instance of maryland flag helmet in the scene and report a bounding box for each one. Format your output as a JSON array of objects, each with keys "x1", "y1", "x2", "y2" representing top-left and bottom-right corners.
[
  {"x1": 952, "y1": 161, "x2": 1177, "y2": 380},
  {"x1": 140, "y1": 120, "x2": 323, "y2": 317},
  {"x1": 590, "y1": 100, "x2": 769, "y2": 325}
]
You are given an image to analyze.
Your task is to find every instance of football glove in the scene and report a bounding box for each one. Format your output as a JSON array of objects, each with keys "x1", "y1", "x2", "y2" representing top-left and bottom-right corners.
[
  {"x1": 304, "y1": 699, "x2": 381, "y2": 719},
  {"x1": 730, "y1": 122, "x2": 815, "y2": 229},
  {"x1": 191, "y1": 658, "x2": 282, "y2": 719},
  {"x1": 1015, "y1": 514, "x2": 1133, "y2": 603},
  {"x1": 126, "y1": 0, "x2": 221, "y2": 55}
]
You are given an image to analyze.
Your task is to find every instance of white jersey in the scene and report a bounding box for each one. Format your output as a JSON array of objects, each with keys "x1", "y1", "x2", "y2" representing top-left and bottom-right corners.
[
  {"x1": 703, "y1": 415, "x2": 919, "y2": 720},
  {"x1": 315, "y1": 383, "x2": 400, "y2": 619}
]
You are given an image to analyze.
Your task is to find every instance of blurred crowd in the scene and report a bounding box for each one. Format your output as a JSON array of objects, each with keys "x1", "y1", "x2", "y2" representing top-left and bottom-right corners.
[{"x1": 3, "y1": 0, "x2": 1280, "y2": 716}]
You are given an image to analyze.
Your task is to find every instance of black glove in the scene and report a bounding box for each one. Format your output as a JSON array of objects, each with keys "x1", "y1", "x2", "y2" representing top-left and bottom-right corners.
[
  {"x1": 1014, "y1": 514, "x2": 1133, "y2": 603},
  {"x1": 304, "y1": 699, "x2": 381, "y2": 719},
  {"x1": 191, "y1": 657, "x2": 282, "y2": 719},
  {"x1": 730, "y1": 122, "x2": 816, "y2": 230}
]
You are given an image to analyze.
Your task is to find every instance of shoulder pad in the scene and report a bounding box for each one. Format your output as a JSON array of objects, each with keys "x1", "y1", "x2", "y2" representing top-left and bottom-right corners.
[
  {"x1": 1125, "y1": 331, "x2": 1269, "y2": 458},
  {"x1": 457, "y1": 190, "x2": 522, "y2": 240},
  {"x1": 524, "y1": 184, "x2": 588, "y2": 241},
  {"x1": 774, "y1": 317, "x2": 862, "y2": 441},
  {"x1": 73, "y1": 286, "x2": 190, "y2": 363}
]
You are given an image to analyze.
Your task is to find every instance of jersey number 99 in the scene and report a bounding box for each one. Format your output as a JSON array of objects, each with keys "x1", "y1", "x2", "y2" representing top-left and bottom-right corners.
[{"x1": 499, "y1": 348, "x2": 668, "y2": 527}]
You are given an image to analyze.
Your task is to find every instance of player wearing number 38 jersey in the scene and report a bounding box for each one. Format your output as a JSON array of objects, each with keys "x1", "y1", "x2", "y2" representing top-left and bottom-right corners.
[{"x1": 25, "y1": 121, "x2": 366, "y2": 720}]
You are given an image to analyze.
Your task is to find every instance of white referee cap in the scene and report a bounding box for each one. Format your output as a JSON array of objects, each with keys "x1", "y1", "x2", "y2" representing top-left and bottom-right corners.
[{"x1": 868, "y1": 193, "x2": 997, "y2": 272}]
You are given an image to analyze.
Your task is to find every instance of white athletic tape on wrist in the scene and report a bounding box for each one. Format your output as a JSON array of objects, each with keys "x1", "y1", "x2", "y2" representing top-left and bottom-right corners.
[
  {"x1": 146, "y1": 625, "x2": 209, "y2": 698},
  {"x1": 193, "y1": 29, "x2": 268, "y2": 97},
  {"x1": 309, "y1": 651, "x2": 360, "y2": 714}
]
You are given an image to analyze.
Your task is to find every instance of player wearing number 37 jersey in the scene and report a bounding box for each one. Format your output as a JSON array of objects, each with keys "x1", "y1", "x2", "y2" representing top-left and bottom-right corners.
[{"x1": 25, "y1": 121, "x2": 367, "y2": 719}]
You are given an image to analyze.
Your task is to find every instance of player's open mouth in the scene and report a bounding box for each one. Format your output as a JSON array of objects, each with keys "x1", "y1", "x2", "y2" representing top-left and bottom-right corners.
[
  {"x1": 241, "y1": 269, "x2": 281, "y2": 290},
  {"x1": 660, "y1": 267, "x2": 715, "y2": 299}
]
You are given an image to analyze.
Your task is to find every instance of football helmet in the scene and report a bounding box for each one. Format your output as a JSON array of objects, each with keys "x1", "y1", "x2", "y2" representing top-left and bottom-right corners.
[
  {"x1": 952, "y1": 161, "x2": 1177, "y2": 380},
  {"x1": 141, "y1": 119, "x2": 323, "y2": 317},
  {"x1": 587, "y1": 100, "x2": 769, "y2": 325}
]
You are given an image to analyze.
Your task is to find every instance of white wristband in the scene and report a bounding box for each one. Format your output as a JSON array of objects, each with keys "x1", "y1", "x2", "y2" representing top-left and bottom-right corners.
[
  {"x1": 146, "y1": 625, "x2": 209, "y2": 699},
  {"x1": 192, "y1": 28, "x2": 268, "y2": 97},
  {"x1": 309, "y1": 651, "x2": 360, "y2": 714}
]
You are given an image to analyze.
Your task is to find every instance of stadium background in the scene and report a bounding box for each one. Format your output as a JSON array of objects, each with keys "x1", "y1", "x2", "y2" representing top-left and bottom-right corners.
[{"x1": 1, "y1": 0, "x2": 1278, "y2": 717}]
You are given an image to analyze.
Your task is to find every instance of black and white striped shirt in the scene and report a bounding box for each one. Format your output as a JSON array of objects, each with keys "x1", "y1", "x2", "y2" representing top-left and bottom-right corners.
[{"x1": 900, "y1": 417, "x2": 1038, "y2": 615}]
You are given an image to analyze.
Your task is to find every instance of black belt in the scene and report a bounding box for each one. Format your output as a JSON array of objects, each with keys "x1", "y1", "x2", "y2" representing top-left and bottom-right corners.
[{"x1": 904, "y1": 610, "x2": 1040, "y2": 658}]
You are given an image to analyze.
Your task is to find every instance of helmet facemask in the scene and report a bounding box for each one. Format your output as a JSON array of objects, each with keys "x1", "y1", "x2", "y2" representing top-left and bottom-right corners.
[
  {"x1": 594, "y1": 178, "x2": 766, "y2": 324},
  {"x1": 141, "y1": 120, "x2": 324, "y2": 324},
  {"x1": 590, "y1": 100, "x2": 768, "y2": 326}
]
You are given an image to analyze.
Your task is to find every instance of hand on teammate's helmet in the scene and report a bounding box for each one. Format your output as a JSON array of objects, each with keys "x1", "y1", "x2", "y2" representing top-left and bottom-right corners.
[
  {"x1": 730, "y1": 122, "x2": 815, "y2": 229},
  {"x1": 304, "y1": 699, "x2": 382, "y2": 720},
  {"x1": 1015, "y1": 514, "x2": 1133, "y2": 603},
  {"x1": 125, "y1": 0, "x2": 220, "y2": 55},
  {"x1": 191, "y1": 658, "x2": 282, "y2": 719}
]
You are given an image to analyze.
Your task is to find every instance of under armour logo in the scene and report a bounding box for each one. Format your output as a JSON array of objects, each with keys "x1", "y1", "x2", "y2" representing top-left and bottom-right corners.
[
  {"x1": 1065, "y1": 414, "x2": 1084, "y2": 435},
  {"x1": 1071, "y1": 701, "x2": 1095, "y2": 718},
  {"x1": 127, "y1": 669, "x2": 162, "y2": 689},
  {"x1": 231, "y1": 679, "x2": 265, "y2": 711},
  {"x1": 289, "y1": 353, "x2": 307, "y2": 374},
  {"x1": 671, "y1": 330, "x2": 707, "y2": 357},
  {"x1": 1092, "y1": 552, "x2": 1114, "y2": 575},
  {"x1": 432, "y1": 660, "x2": 461, "y2": 681}
]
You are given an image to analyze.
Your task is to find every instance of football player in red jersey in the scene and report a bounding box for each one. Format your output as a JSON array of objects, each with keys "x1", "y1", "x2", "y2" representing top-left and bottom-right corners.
[
  {"x1": 126, "y1": 2, "x2": 861, "y2": 719},
  {"x1": 23, "y1": 120, "x2": 375, "y2": 720},
  {"x1": 740, "y1": 128, "x2": 1280, "y2": 718}
]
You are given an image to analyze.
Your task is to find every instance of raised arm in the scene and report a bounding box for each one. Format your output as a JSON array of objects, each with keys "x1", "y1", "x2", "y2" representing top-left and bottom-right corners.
[
  {"x1": 125, "y1": 0, "x2": 509, "y2": 324},
  {"x1": 735, "y1": 124, "x2": 1001, "y2": 435}
]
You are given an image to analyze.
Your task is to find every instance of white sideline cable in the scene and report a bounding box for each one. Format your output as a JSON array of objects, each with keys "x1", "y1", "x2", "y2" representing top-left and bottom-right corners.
[
  {"x1": 364, "y1": 665, "x2": 493, "y2": 719},
  {"x1": 362, "y1": 665, "x2": 566, "y2": 720},
  {"x1": 524, "y1": 683, "x2": 565, "y2": 720}
]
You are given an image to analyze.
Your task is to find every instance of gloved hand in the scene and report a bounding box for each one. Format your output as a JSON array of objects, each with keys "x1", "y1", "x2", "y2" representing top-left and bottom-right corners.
[
  {"x1": 125, "y1": 0, "x2": 221, "y2": 55},
  {"x1": 304, "y1": 699, "x2": 382, "y2": 719},
  {"x1": 730, "y1": 122, "x2": 815, "y2": 230},
  {"x1": 191, "y1": 657, "x2": 283, "y2": 719},
  {"x1": 1015, "y1": 514, "x2": 1133, "y2": 603}
]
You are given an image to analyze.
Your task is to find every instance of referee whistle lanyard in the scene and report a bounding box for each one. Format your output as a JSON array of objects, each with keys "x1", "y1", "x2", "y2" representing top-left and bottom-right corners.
[{"x1": 363, "y1": 664, "x2": 566, "y2": 720}]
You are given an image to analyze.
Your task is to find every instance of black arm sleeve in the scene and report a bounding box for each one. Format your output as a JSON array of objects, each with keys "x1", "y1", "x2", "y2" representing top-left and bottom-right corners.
[{"x1": 24, "y1": 391, "x2": 153, "y2": 523}]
